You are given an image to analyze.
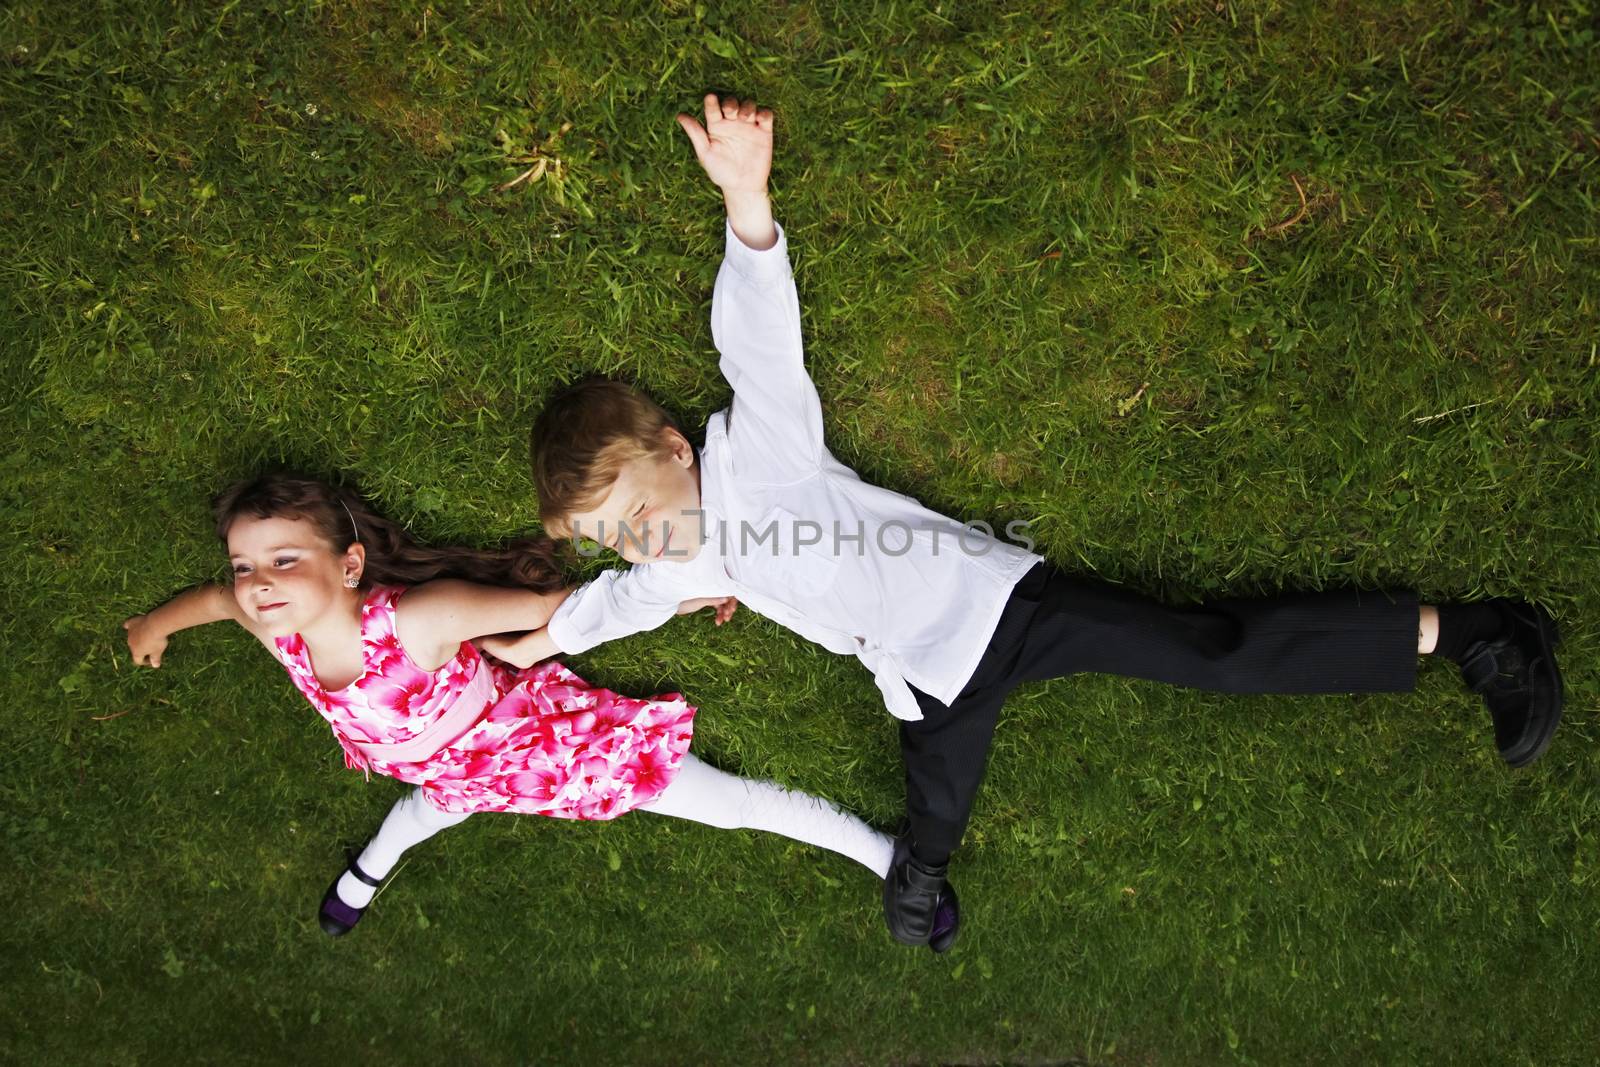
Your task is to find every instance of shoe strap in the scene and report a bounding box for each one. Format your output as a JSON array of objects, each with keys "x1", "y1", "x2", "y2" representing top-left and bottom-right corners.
[
  {"x1": 346, "y1": 855, "x2": 383, "y2": 888},
  {"x1": 899, "y1": 860, "x2": 946, "y2": 893},
  {"x1": 1458, "y1": 642, "x2": 1502, "y2": 694}
]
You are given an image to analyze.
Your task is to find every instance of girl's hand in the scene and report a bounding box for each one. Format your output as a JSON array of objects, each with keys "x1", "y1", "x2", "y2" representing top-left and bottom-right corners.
[
  {"x1": 676, "y1": 94, "x2": 773, "y2": 196},
  {"x1": 675, "y1": 596, "x2": 739, "y2": 627},
  {"x1": 123, "y1": 614, "x2": 170, "y2": 668},
  {"x1": 475, "y1": 627, "x2": 560, "y2": 670},
  {"x1": 476, "y1": 633, "x2": 529, "y2": 667}
]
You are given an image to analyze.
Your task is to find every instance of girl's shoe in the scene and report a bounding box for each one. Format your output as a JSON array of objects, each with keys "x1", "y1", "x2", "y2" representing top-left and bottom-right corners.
[
  {"x1": 928, "y1": 883, "x2": 961, "y2": 954},
  {"x1": 318, "y1": 851, "x2": 383, "y2": 937}
]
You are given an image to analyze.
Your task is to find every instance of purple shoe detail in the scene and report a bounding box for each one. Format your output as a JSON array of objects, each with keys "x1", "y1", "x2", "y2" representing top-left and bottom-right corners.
[
  {"x1": 321, "y1": 894, "x2": 364, "y2": 929},
  {"x1": 319, "y1": 871, "x2": 369, "y2": 937},
  {"x1": 928, "y1": 883, "x2": 960, "y2": 954}
]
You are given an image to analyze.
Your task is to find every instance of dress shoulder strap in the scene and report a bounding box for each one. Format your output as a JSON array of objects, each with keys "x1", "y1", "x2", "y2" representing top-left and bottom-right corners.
[{"x1": 355, "y1": 585, "x2": 408, "y2": 649}]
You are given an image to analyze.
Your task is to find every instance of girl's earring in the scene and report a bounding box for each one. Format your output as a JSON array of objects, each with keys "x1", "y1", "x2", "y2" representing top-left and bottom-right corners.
[{"x1": 345, "y1": 577, "x2": 359, "y2": 588}]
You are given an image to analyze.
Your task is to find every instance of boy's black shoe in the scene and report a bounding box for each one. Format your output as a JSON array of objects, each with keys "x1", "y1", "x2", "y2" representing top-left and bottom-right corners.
[
  {"x1": 1457, "y1": 600, "x2": 1563, "y2": 768},
  {"x1": 883, "y1": 824, "x2": 961, "y2": 951}
]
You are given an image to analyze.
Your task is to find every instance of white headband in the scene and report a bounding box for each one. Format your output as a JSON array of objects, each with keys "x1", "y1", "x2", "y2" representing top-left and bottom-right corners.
[{"x1": 338, "y1": 498, "x2": 360, "y2": 544}]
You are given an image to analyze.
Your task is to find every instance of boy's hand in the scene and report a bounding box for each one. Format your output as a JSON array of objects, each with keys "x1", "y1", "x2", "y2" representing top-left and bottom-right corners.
[
  {"x1": 123, "y1": 614, "x2": 170, "y2": 668},
  {"x1": 677, "y1": 93, "x2": 777, "y2": 251},
  {"x1": 676, "y1": 93, "x2": 773, "y2": 195},
  {"x1": 675, "y1": 595, "x2": 739, "y2": 627}
]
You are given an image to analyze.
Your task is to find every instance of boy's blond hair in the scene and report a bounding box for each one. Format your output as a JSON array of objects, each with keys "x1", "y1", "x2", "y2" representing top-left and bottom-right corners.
[{"x1": 530, "y1": 378, "x2": 681, "y2": 538}]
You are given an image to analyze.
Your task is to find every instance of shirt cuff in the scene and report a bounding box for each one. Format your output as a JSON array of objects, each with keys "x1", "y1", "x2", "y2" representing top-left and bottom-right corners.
[
  {"x1": 544, "y1": 595, "x2": 595, "y2": 656},
  {"x1": 723, "y1": 219, "x2": 790, "y2": 286}
]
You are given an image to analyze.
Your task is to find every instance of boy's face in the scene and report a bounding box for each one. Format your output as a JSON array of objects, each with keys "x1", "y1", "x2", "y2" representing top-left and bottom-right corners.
[{"x1": 567, "y1": 429, "x2": 705, "y2": 565}]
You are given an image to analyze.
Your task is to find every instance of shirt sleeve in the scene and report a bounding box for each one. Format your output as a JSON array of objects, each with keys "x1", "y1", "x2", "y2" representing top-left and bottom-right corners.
[
  {"x1": 711, "y1": 219, "x2": 827, "y2": 479},
  {"x1": 545, "y1": 566, "x2": 684, "y2": 656}
]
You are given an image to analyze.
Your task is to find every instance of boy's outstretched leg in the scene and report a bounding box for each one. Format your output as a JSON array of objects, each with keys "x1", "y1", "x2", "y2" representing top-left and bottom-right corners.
[
  {"x1": 889, "y1": 657, "x2": 1023, "y2": 952},
  {"x1": 998, "y1": 565, "x2": 1563, "y2": 767}
]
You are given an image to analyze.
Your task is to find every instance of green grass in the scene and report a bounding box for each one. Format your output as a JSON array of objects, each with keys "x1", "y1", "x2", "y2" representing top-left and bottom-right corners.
[{"x1": 3, "y1": 0, "x2": 1598, "y2": 1063}]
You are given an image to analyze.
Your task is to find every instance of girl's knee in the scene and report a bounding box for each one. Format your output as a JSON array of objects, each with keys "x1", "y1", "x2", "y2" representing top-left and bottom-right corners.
[{"x1": 412, "y1": 791, "x2": 469, "y2": 830}]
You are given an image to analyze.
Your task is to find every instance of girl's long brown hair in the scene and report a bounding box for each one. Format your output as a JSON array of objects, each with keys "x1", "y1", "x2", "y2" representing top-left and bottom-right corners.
[{"x1": 212, "y1": 473, "x2": 565, "y2": 593}]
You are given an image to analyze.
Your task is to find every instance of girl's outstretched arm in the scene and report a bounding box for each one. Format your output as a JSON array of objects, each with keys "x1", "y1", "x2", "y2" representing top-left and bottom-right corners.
[
  {"x1": 395, "y1": 580, "x2": 575, "y2": 671},
  {"x1": 123, "y1": 584, "x2": 259, "y2": 668},
  {"x1": 477, "y1": 595, "x2": 737, "y2": 669},
  {"x1": 475, "y1": 626, "x2": 562, "y2": 670}
]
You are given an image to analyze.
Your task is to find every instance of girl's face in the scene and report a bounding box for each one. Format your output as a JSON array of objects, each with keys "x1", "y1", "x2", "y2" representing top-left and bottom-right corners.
[{"x1": 226, "y1": 514, "x2": 360, "y2": 637}]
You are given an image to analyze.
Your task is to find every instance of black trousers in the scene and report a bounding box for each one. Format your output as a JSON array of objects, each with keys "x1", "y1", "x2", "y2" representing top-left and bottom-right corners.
[{"x1": 900, "y1": 562, "x2": 1420, "y2": 865}]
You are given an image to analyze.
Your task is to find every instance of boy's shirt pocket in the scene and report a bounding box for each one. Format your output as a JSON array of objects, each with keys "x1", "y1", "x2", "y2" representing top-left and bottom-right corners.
[{"x1": 726, "y1": 504, "x2": 841, "y2": 600}]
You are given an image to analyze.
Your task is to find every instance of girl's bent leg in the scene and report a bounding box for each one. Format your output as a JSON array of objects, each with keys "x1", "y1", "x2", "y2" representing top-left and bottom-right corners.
[
  {"x1": 338, "y1": 788, "x2": 472, "y2": 908},
  {"x1": 639, "y1": 753, "x2": 893, "y2": 878}
]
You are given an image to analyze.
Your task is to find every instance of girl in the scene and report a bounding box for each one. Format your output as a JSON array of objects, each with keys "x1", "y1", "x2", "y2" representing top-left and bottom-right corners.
[{"x1": 123, "y1": 473, "x2": 892, "y2": 936}]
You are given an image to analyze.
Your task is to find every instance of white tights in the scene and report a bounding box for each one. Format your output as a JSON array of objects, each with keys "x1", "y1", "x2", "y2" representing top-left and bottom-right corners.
[
  {"x1": 335, "y1": 752, "x2": 892, "y2": 908},
  {"x1": 637, "y1": 753, "x2": 894, "y2": 877}
]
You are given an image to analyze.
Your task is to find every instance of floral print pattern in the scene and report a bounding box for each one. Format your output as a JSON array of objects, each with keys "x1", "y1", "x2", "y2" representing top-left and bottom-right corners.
[{"x1": 271, "y1": 586, "x2": 695, "y2": 818}]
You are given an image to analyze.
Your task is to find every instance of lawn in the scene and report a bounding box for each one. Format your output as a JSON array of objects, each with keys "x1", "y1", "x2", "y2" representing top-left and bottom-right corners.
[{"x1": 2, "y1": 1, "x2": 1597, "y2": 1064}]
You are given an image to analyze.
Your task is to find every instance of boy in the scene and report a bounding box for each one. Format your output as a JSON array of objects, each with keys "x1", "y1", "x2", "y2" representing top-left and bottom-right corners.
[{"x1": 489, "y1": 94, "x2": 1564, "y2": 952}]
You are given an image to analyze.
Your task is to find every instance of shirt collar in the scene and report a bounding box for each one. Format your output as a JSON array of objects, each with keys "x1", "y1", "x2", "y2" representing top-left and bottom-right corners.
[{"x1": 695, "y1": 417, "x2": 730, "y2": 523}]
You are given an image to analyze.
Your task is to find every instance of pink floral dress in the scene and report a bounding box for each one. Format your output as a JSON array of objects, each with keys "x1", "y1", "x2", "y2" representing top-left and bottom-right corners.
[{"x1": 269, "y1": 585, "x2": 696, "y2": 819}]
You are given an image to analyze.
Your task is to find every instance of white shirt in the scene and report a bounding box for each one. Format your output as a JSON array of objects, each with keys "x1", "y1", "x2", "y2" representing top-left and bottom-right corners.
[{"x1": 546, "y1": 221, "x2": 1042, "y2": 721}]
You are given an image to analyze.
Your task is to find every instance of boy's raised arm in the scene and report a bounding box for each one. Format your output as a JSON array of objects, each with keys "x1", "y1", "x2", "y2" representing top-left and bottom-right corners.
[{"x1": 676, "y1": 93, "x2": 827, "y2": 474}]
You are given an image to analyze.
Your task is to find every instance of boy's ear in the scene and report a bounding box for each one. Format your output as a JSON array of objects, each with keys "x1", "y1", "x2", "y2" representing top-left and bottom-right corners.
[{"x1": 664, "y1": 427, "x2": 694, "y2": 466}]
